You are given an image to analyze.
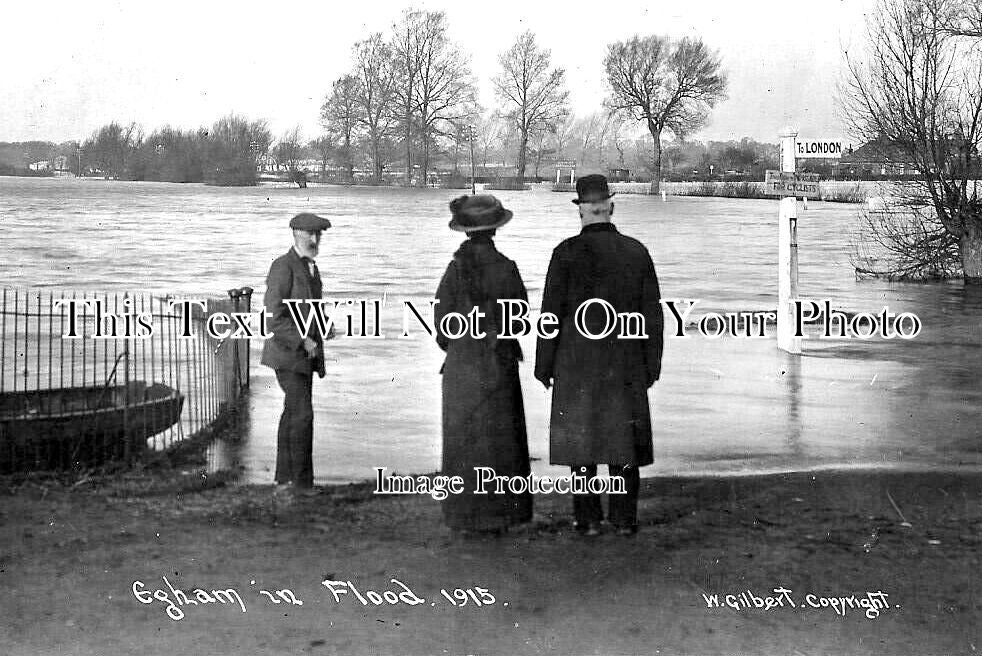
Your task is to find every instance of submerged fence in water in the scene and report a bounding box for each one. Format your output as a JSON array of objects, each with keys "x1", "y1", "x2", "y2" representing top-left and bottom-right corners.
[{"x1": 0, "y1": 288, "x2": 252, "y2": 472}]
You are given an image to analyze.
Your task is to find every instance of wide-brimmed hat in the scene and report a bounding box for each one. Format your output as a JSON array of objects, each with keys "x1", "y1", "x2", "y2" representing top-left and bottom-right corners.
[
  {"x1": 448, "y1": 194, "x2": 513, "y2": 232},
  {"x1": 289, "y1": 213, "x2": 332, "y2": 231},
  {"x1": 572, "y1": 174, "x2": 616, "y2": 204}
]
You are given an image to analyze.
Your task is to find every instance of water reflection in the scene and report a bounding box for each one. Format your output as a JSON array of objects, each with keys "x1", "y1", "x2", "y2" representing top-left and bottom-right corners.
[
  {"x1": 1, "y1": 178, "x2": 980, "y2": 483},
  {"x1": 781, "y1": 353, "x2": 803, "y2": 458}
]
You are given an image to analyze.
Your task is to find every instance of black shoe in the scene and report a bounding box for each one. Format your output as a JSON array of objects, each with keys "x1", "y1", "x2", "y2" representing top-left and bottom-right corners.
[
  {"x1": 573, "y1": 521, "x2": 602, "y2": 537},
  {"x1": 614, "y1": 525, "x2": 638, "y2": 537}
]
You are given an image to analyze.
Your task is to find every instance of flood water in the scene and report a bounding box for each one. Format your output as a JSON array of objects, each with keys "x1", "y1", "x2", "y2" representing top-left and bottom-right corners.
[{"x1": 1, "y1": 176, "x2": 980, "y2": 483}]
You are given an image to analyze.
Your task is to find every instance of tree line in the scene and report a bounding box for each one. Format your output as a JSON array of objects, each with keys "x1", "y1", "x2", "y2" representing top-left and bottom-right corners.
[
  {"x1": 16, "y1": 9, "x2": 725, "y2": 189},
  {"x1": 75, "y1": 116, "x2": 273, "y2": 185},
  {"x1": 0, "y1": 131, "x2": 777, "y2": 186},
  {"x1": 0, "y1": 118, "x2": 274, "y2": 185},
  {"x1": 319, "y1": 9, "x2": 726, "y2": 192}
]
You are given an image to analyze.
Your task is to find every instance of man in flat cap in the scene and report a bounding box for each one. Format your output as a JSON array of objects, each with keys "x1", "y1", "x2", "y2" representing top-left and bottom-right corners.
[
  {"x1": 535, "y1": 174, "x2": 664, "y2": 536},
  {"x1": 261, "y1": 212, "x2": 334, "y2": 492}
]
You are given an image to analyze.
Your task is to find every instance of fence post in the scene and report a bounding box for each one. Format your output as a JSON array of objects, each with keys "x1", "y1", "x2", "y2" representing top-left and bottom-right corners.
[
  {"x1": 226, "y1": 287, "x2": 253, "y2": 392},
  {"x1": 240, "y1": 287, "x2": 253, "y2": 390}
]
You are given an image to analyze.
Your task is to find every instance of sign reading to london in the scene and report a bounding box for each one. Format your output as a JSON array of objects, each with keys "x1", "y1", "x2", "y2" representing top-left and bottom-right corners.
[
  {"x1": 764, "y1": 170, "x2": 821, "y2": 199},
  {"x1": 795, "y1": 139, "x2": 844, "y2": 158}
]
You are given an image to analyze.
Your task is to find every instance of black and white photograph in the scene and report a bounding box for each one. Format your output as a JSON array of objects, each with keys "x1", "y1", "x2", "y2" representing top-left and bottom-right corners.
[{"x1": 1, "y1": 0, "x2": 981, "y2": 653}]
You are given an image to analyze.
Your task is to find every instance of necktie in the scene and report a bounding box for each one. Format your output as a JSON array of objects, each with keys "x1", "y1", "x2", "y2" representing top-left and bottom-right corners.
[{"x1": 302, "y1": 257, "x2": 318, "y2": 278}]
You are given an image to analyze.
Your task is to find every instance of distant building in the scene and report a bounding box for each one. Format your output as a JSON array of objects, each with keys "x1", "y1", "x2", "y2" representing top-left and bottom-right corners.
[
  {"x1": 474, "y1": 164, "x2": 518, "y2": 180},
  {"x1": 29, "y1": 160, "x2": 50, "y2": 171},
  {"x1": 836, "y1": 139, "x2": 915, "y2": 177},
  {"x1": 298, "y1": 158, "x2": 325, "y2": 173},
  {"x1": 607, "y1": 168, "x2": 630, "y2": 182},
  {"x1": 257, "y1": 153, "x2": 277, "y2": 172},
  {"x1": 53, "y1": 155, "x2": 69, "y2": 171}
]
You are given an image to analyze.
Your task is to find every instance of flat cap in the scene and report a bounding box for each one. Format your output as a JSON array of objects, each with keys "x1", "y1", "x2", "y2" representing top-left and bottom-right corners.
[{"x1": 289, "y1": 212, "x2": 332, "y2": 231}]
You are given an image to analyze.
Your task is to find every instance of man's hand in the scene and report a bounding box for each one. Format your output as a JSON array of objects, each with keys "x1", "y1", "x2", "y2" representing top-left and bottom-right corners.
[{"x1": 302, "y1": 337, "x2": 320, "y2": 359}]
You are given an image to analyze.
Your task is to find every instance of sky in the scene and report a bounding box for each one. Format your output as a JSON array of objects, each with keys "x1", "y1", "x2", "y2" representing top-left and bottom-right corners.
[{"x1": 0, "y1": 0, "x2": 879, "y2": 145}]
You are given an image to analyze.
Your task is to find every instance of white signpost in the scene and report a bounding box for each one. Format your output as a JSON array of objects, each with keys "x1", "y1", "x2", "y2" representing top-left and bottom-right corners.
[
  {"x1": 776, "y1": 129, "x2": 802, "y2": 354},
  {"x1": 766, "y1": 133, "x2": 843, "y2": 354}
]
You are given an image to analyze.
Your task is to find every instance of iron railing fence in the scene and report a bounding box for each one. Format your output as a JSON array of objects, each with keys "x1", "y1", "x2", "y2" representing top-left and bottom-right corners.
[{"x1": 0, "y1": 287, "x2": 252, "y2": 472}]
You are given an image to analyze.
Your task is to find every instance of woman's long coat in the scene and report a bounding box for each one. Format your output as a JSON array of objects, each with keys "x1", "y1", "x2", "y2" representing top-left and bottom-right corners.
[
  {"x1": 436, "y1": 239, "x2": 532, "y2": 531},
  {"x1": 534, "y1": 222, "x2": 664, "y2": 467}
]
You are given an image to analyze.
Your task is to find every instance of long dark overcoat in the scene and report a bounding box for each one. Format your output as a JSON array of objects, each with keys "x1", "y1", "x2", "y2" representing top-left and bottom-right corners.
[
  {"x1": 436, "y1": 239, "x2": 533, "y2": 531},
  {"x1": 534, "y1": 222, "x2": 663, "y2": 467}
]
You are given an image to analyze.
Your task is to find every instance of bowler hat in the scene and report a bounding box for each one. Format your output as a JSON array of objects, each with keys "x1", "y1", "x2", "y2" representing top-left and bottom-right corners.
[
  {"x1": 448, "y1": 194, "x2": 513, "y2": 232},
  {"x1": 572, "y1": 174, "x2": 616, "y2": 204},
  {"x1": 289, "y1": 213, "x2": 332, "y2": 231}
]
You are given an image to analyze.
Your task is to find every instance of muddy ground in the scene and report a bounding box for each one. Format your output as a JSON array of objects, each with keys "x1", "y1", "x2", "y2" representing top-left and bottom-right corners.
[{"x1": 1, "y1": 466, "x2": 980, "y2": 655}]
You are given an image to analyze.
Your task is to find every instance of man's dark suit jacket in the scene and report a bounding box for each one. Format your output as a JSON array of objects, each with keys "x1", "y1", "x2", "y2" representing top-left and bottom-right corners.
[{"x1": 261, "y1": 248, "x2": 325, "y2": 376}]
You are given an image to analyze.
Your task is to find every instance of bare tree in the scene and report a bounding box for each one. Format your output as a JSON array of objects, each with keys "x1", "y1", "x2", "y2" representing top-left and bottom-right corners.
[
  {"x1": 444, "y1": 120, "x2": 473, "y2": 177},
  {"x1": 248, "y1": 120, "x2": 272, "y2": 172},
  {"x1": 84, "y1": 122, "x2": 139, "y2": 179},
  {"x1": 207, "y1": 115, "x2": 269, "y2": 186},
  {"x1": 853, "y1": 195, "x2": 962, "y2": 280},
  {"x1": 547, "y1": 113, "x2": 577, "y2": 162},
  {"x1": 353, "y1": 34, "x2": 396, "y2": 183},
  {"x1": 595, "y1": 113, "x2": 614, "y2": 172},
  {"x1": 575, "y1": 113, "x2": 601, "y2": 170},
  {"x1": 605, "y1": 35, "x2": 727, "y2": 192},
  {"x1": 609, "y1": 116, "x2": 635, "y2": 169},
  {"x1": 935, "y1": 0, "x2": 982, "y2": 37},
  {"x1": 390, "y1": 9, "x2": 476, "y2": 186},
  {"x1": 413, "y1": 11, "x2": 477, "y2": 185},
  {"x1": 390, "y1": 10, "x2": 427, "y2": 186},
  {"x1": 843, "y1": 0, "x2": 982, "y2": 282},
  {"x1": 275, "y1": 127, "x2": 308, "y2": 186},
  {"x1": 663, "y1": 143, "x2": 684, "y2": 178},
  {"x1": 493, "y1": 31, "x2": 569, "y2": 182},
  {"x1": 496, "y1": 122, "x2": 521, "y2": 167},
  {"x1": 476, "y1": 113, "x2": 503, "y2": 167},
  {"x1": 308, "y1": 135, "x2": 335, "y2": 181},
  {"x1": 321, "y1": 75, "x2": 362, "y2": 183},
  {"x1": 531, "y1": 128, "x2": 550, "y2": 179}
]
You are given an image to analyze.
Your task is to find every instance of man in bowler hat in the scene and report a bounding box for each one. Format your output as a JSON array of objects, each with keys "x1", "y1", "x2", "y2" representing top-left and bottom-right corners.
[
  {"x1": 261, "y1": 212, "x2": 334, "y2": 491},
  {"x1": 535, "y1": 174, "x2": 664, "y2": 536}
]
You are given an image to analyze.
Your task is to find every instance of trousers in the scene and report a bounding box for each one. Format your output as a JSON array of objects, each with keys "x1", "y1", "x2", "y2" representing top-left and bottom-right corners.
[
  {"x1": 570, "y1": 464, "x2": 641, "y2": 528},
  {"x1": 274, "y1": 369, "x2": 314, "y2": 487}
]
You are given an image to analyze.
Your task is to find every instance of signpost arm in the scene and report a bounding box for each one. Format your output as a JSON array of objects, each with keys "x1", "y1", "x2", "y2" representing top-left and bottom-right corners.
[{"x1": 778, "y1": 128, "x2": 801, "y2": 355}]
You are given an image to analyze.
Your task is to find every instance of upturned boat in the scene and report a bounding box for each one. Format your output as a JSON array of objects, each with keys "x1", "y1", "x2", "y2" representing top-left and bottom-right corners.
[{"x1": 0, "y1": 380, "x2": 184, "y2": 471}]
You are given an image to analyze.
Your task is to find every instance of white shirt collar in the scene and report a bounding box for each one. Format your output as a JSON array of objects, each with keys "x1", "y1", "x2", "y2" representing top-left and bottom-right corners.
[{"x1": 292, "y1": 246, "x2": 317, "y2": 276}]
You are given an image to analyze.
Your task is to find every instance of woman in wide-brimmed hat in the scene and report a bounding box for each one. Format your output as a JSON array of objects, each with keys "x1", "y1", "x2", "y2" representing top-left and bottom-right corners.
[{"x1": 435, "y1": 194, "x2": 532, "y2": 535}]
